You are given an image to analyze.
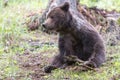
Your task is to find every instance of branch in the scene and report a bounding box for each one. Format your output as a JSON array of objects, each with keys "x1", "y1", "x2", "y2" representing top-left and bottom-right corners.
[{"x1": 64, "y1": 55, "x2": 96, "y2": 71}]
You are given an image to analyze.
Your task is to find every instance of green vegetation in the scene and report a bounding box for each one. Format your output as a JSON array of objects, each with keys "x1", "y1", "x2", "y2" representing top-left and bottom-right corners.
[
  {"x1": 0, "y1": 0, "x2": 120, "y2": 80},
  {"x1": 80, "y1": 0, "x2": 120, "y2": 11}
]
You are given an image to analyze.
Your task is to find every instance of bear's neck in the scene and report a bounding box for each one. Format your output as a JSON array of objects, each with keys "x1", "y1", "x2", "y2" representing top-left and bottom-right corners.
[{"x1": 59, "y1": 14, "x2": 79, "y2": 35}]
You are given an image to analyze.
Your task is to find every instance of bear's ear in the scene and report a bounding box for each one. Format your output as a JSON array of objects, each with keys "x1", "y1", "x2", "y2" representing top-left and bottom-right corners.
[{"x1": 60, "y1": 2, "x2": 70, "y2": 12}]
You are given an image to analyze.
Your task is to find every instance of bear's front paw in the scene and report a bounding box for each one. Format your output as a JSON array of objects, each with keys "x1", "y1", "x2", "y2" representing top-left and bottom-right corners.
[
  {"x1": 44, "y1": 65, "x2": 57, "y2": 73},
  {"x1": 44, "y1": 66, "x2": 52, "y2": 73}
]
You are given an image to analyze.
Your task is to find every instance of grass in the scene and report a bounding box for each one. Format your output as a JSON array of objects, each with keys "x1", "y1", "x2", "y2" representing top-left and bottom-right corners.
[
  {"x1": 80, "y1": 0, "x2": 120, "y2": 11},
  {"x1": 0, "y1": 0, "x2": 48, "y2": 79},
  {"x1": 0, "y1": 0, "x2": 120, "y2": 80}
]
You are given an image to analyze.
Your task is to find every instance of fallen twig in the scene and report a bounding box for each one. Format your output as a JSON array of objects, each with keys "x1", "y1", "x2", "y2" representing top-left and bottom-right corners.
[{"x1": 65, "y1": 55, "x2": 96, "y2": 71}]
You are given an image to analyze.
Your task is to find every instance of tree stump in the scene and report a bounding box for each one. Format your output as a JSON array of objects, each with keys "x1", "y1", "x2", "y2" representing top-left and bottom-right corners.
[
  {"x1": 26, "y1": 0, "x2": 120, "y2": 45},
  {"x1": 39, "y1": 0, "x2": 86, "y2": 25}
]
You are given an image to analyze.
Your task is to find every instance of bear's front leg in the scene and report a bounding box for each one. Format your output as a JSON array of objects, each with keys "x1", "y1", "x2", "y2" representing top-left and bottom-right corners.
[
  {"x1": 44, "y1": 34, "x2": 75, "y2": 73},
  {"x1": 44, "y1": 54, "x2": 66, "y2": 73}
]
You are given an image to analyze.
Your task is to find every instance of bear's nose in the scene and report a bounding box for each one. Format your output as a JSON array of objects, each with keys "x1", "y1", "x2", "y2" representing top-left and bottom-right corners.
[{"x1": 42, "y1": 23, "x2": 46, "y2": 28}]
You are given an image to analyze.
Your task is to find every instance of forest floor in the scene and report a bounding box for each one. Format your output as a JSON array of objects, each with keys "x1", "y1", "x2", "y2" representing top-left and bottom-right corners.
[{"x1": 0, "y1": 0, "x2": 120, "y2": 80}]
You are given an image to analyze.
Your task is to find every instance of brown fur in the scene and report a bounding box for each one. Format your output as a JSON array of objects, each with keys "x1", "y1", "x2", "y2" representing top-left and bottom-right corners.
[{"x1": 42, "y1": 2, "x2": 106, "y2": 73}]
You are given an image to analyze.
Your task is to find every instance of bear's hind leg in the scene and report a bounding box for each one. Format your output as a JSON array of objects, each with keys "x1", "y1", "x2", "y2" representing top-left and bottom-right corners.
[{"x1": 84, "y1": 52, "x2": 105, "y2": 68}]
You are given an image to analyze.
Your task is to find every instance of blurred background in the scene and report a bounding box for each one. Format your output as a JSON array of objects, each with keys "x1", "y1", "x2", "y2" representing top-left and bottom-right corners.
[{"x1": 0, "y1": 0, "x2": 120, "y2": 80}]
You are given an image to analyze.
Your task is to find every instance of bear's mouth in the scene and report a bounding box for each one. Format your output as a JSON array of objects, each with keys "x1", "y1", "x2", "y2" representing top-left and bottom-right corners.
[{"x1": 41, "y1": 26, "x2": 57, "y2": 34}]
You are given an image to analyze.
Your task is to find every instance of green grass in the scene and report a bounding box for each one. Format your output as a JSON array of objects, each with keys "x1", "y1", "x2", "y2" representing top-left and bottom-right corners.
[
  {"x1": 80, "y1": 0, "x2": 120, "y2": 11},
  {"x1": 0, "y1": 0, "x2": 48, "y2": 79},
  {"x1": 0, "y1": 0, "x2": 120, "y2": 80}
]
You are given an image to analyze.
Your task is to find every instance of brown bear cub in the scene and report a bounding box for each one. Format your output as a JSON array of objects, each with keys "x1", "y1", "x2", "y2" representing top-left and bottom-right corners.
[{"x1": 42, "y1": 2, "x2": 106, "y2": 73}]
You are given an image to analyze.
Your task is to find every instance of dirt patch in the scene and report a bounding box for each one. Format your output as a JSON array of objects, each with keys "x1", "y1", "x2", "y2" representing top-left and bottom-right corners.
[{"x1": 16, "y1": 50, "x2": 52, "y2": 80}]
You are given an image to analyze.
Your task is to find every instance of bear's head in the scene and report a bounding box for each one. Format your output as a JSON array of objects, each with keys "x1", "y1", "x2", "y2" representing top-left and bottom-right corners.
[{"x1": 42, "y1": 2, "x2": 71, "y2": 32}]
